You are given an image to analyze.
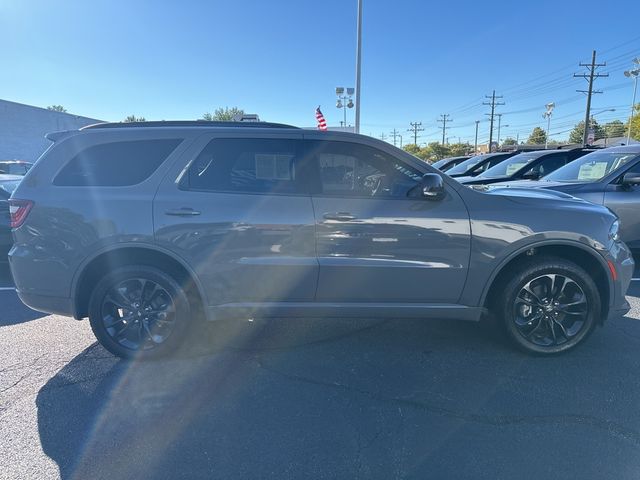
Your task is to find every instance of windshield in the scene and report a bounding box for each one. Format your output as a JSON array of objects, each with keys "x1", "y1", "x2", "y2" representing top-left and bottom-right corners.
[
  {"x1": 446, "y1": 155, "x2": 484, "y2": 175},
  {"x1": 544, "y1": 151, "x2": 640, "y2": 182},
  {"x1": 478, "y1": 152, "x2": 542, "y2": 178}
]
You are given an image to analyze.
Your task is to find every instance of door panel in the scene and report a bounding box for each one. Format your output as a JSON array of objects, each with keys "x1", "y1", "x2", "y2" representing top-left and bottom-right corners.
[
  {"x1": 313, "y1": 196, "x2": 471, "y2": 303},
  {"x1": 305, "y1": 139, "x2": 471, "y2": 304},
  {"x1": 153, "y1": 135, "x2": 318, "y2": 305}
]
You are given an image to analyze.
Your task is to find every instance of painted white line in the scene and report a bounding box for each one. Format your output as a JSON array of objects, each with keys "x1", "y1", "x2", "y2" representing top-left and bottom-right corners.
[
  {"x1": 0, "y1": 287, "x2": 15, "y2": 291},
  {"x1": 632, "y1": 278, "x2": 640, "y2": 282}
]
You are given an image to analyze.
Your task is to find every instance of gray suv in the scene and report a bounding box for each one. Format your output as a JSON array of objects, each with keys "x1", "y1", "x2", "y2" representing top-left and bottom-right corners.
[{"x1": 8, "y1": 121, "x2": 634, "y2": 358}]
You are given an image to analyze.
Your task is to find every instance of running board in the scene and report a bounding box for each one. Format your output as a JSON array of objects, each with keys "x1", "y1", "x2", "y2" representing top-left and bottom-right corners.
[{"x1": 206, "y1": 302, "x2": 485, "y2": 322}]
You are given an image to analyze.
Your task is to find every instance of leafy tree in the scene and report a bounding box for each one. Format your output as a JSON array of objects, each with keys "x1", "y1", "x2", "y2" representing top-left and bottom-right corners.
[
  {"x1": 447, "y1": 143, "x2": 471, "y2": 157},
  {"x1": 502, "y1": 137, "x2": 517, "y2": 146},
  {"x1": 201, "y1": 107, "x2": 245, "y2": 121},
  {"x1": 527, "y1": 127, "x2": 547, "y2": 145},
  {"x1": 403, "y1": 144, "x2": 422, "y2": 156},
  {"x1": 627, "y1": 104, "x2": 640, "y2": 141},
  {"x1": 603, "y1": 120, "x2": 625, "y2": 139},
  {"x1": 47, "y1": 105, "x2": 67, "y2": 112},
  {"x1": 425, "y1": 142, "x2": 451, "y2": 161},
  {"x1": 568, "y1": 119, "x2": 604, "y2": 144},
  {"x1": 123, "y1": 115, "x2": 146, "y2": 122}
]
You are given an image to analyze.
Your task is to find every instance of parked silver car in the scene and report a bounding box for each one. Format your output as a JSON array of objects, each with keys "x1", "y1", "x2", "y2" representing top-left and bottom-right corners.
[{"x1": 8, "y1": 122, "x2": 634, "y2": 358}]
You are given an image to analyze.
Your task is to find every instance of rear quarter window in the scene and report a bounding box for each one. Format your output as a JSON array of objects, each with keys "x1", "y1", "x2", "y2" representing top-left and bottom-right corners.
[{"x1": 53, "y1": 139, "x2": 182, "y2": 186}]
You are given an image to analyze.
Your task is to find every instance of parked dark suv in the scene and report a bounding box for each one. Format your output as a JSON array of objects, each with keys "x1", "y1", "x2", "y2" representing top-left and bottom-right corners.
[{"x1": 8, "y1": 122, "x2": 634, "y2": 358}]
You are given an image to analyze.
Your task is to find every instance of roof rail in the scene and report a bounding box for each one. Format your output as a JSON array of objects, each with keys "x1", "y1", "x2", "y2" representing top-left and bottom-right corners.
[{"x1": 81, "y1": 120, "x2": 299, "y2": 130}]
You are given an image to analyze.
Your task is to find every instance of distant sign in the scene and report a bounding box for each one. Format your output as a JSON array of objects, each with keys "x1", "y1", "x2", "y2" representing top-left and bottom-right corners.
[{"x1": 587, "y1": 128, "x2": 595, "y2": 144}]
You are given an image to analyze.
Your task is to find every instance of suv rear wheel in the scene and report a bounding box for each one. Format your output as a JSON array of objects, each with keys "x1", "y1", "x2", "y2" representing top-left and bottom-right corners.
[
  {"x1": 500, "y1": 257, "x2": 601, "y2": 355},
  {"x1": 88, "y1": 265, "x2": 192, "y2": 359}
]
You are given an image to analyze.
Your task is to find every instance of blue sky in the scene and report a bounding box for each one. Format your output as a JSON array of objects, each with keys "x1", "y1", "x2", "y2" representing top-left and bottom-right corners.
[{"x1": 1, "y1": 0, "x2": 639, "y2": 145}]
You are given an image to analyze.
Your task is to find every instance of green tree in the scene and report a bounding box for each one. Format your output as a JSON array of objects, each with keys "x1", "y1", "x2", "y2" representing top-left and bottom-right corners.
[
  {"x1": 502, "y1": 137, "x2": 517, "y2": 146},
  {"x1": 425, "y1": 142, "x2": 451, "y2": 161},
  {"x1": 604, "y1": 120, "x2": 625, "y2": 139},
  {"x1": 201, "y1": 107, "x2": 245, "y2": 121},
  {"x1": 47, "y1": 105, "x2": 67, "y2": 112},
  {"x1": 627, "y1": 104, "x2": 640, "y2": 141},
  {"x1": 447, "y1": 143, "x2": 471, "y2": 157},
  {"x1": 527, "y1": 127, "x2": 547, "y2": 145},
  {"x1": 402, "y1": 144, "x2": 422, "y2": 157},
  {"x1": 123, "y1": 115, "x2": 146, "y2": 122},
  {"x1": 568, "y1": 119, "x2": 604, "y2": 144}
]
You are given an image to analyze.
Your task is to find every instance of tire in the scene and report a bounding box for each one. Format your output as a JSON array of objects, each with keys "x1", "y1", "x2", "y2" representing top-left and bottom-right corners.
[
  {"x1": 499, "y1": 256, "x2": 601, "y2": 355},
  {"x1": 88, "y1": 265, "x2": 193, "y2": 359}
]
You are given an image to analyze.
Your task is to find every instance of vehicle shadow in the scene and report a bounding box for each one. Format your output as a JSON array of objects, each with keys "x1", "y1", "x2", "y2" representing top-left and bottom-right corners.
[
  {"x1": 36, "y1": 313, "x2": 640, "y2": 479},
  {"x1": 0, "y1": 291, "x2": 47, "y2": 325}
]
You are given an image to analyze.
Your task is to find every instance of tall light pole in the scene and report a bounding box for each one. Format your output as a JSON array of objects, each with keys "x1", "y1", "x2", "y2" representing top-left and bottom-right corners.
[
  {"x1": 474, "y1": 120, "x2": 479, "y2": 154},
  {"x1": 543, "y1": 102, "x2": 555, "y2": 149},
  {"x1": 354, "y1": 0, "x2": 363, "y2": 134},
  {"x1": 624, "y1": 58, "x2": 640, "y2": 144},
  {"x1": 335, "y1": 87, "x2": 354, "y2": 129},
  {"x1": 496, "y1": 114, "x2": 503, "y2": 147}
]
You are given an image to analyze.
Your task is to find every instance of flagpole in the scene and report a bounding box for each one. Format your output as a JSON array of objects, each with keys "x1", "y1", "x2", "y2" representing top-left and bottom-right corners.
[{"x1": 354, "y1": 0, "x2": 362, "y2": 134}]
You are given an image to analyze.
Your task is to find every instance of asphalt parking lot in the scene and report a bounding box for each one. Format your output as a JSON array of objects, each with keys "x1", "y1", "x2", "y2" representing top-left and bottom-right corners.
[{"x1": 2, "y1": 264, "x2": 640, "y2": 479}]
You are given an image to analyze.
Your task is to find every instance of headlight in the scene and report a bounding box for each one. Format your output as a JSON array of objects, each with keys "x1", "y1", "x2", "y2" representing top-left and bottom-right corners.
[{"x1": 609, "y1": 220, "x2": 621, "y2": 242}]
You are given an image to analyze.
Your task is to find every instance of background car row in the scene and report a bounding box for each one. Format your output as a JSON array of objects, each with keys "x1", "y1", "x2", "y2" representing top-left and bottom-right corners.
[{"x1": 435, "y1": 144, "x2": 640, "y2": 254}]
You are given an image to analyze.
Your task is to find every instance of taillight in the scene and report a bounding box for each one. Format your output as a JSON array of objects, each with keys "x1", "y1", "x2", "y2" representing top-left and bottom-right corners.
[{"x1": 8, "y1": 199, "x2": 33, "y2": 228}]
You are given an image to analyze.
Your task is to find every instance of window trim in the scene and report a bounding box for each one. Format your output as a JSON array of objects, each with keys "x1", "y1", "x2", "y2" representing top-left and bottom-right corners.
[
  {"x1": 52, "y1": 138, "x2": 183, "y2": 188},
  {"x1": 178, "y1": 137, "x2": 309, "y2": 196},
  {"x1": 305, "y1": 139, "x2": 426, "y2": 200}
]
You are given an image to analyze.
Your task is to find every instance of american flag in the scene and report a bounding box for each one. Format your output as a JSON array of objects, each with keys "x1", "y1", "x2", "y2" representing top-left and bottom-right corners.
[{"x1": 315, "y1": 106, "x2": 328, "y2": 131}]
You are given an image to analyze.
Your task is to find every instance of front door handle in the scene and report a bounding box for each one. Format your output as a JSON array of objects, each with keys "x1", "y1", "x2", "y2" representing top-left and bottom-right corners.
[
  {"x1": 323, "y1": 212, "x2": 357, "y2": 221},
  {"x1": 165, "y1": 208, "x2": 201, "y2": 217}
]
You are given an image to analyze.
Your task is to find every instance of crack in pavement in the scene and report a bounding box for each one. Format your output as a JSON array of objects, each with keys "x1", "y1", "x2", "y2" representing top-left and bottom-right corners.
[{"x1": 258, "y1": 360, "x2": 640, "y2": 447}]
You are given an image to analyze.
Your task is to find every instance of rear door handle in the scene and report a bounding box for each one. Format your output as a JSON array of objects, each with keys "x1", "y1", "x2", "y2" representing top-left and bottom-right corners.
[
  {"x1": 165, "y1": 208, "x2": 201, "y2": 216},
  {"x1": 323, "y1": 212, "x2": 357, "y2": 221}
]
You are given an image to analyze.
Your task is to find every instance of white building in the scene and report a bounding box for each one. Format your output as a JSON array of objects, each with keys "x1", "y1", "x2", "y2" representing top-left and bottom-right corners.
[{"x1": 0, "y1": 99, "x2": 102, "y2": 161}]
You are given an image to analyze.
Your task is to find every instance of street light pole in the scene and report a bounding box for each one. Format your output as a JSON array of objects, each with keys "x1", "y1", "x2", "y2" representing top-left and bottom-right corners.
[
  {"x1": 354, "y1": 0, "x2": 363, "y2": 134},
  {"x1": 496, "y1": 114, "x2": 502, "y2": 147},
  {"x1": 474, "y1": 120, "x2": 479, "y2": 154},
  {"x1": 543, "y1": 102, "x2": 555, "y2": 149},
  {"x1": 624, "y1": 59, "x2": 640, "y2": 144}
]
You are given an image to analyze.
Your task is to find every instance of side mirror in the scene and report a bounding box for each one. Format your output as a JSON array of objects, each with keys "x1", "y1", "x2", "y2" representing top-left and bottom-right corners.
[
  {"x1": 621, "y1": 172, "x2": 640, "y2": 187},
  {"x1": 409, "y1": 173, "x2": 445, "y2": 200}
]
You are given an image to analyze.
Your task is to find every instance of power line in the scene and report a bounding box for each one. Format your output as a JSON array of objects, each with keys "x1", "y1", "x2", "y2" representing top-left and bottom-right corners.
[
  {"x1": 407, "y1": 122, "x2": 424, "y2": 145},
  {"x1": 389, "y1": 128, "x2": 401, "y2": 147},
  {"x1": 437, "y1": 114, "x2": 452, "y2": 145},
  {"x1": 574, "y1": 50, "x2": 609, "y2": 146},
  {"x1": 483, "y1": 90, "x2": 505, "y2": 152}
]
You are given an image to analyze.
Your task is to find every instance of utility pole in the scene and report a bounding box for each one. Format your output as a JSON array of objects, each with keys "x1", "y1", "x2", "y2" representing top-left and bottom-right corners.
[
  {"x1": 390, "y1": 128, "x2": 401, "y2": 147},
  {"x1": 496, "y1": 114, "x2": 503, "y2": 147},
  {"x1": 483, "y1": 90, "x2": 505, "y2": 152},
  {"x1": 407, "y1": 122, "x2": 424, "y2": 145},
  {"x1": 438, "y1": 114, "x2": 452, "y2": 145},
  {"x1": 379, "y1": 132, "x2": 387, "y2": 141},
  {"x1": 574, "y1": 50, "x2": 608, "y2": 146},
  {"x1": 474, "y1": 120, "x2": 479, "y2": 153}
]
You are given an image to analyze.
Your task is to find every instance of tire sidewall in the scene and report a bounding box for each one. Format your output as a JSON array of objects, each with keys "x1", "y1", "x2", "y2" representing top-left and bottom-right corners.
[
  {"x1": 502, "y1": 258, "x2": 601, "y2": 355},
  {"x1": 88, "y1": 266, "x2": 192, "y2": 359}
]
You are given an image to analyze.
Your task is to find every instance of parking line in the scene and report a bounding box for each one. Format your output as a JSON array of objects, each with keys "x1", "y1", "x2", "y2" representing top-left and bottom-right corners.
[
  {"x1": 632, "y1": 278, "x2": 640, "y2": 282},
  {"x1": 0, "y1": 287, "x2": 15, "y2": 291}
]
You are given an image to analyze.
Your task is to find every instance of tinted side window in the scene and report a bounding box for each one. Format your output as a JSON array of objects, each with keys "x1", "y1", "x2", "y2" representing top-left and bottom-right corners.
[
  {"x1": 535, "y1": 154, "x2": 568, "y2": 177},
  {"x1": 307, "y1": 141, "x2": 422, "y2": 197},
  {"x1": 186, "y1": 138, "x2": 303, "y2": 194},
  {"x1": 54, "y1": 139, "x2": 181, "y2": 186}
]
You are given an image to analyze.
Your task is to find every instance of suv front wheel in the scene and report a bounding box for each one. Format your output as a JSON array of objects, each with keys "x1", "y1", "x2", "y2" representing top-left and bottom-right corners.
[
  {"x1": 88, "y1": 265, "x2": 192, "y2": 359},
  {"x1": 500, "y1": 257, "x2": 601, "y2": 355}
]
